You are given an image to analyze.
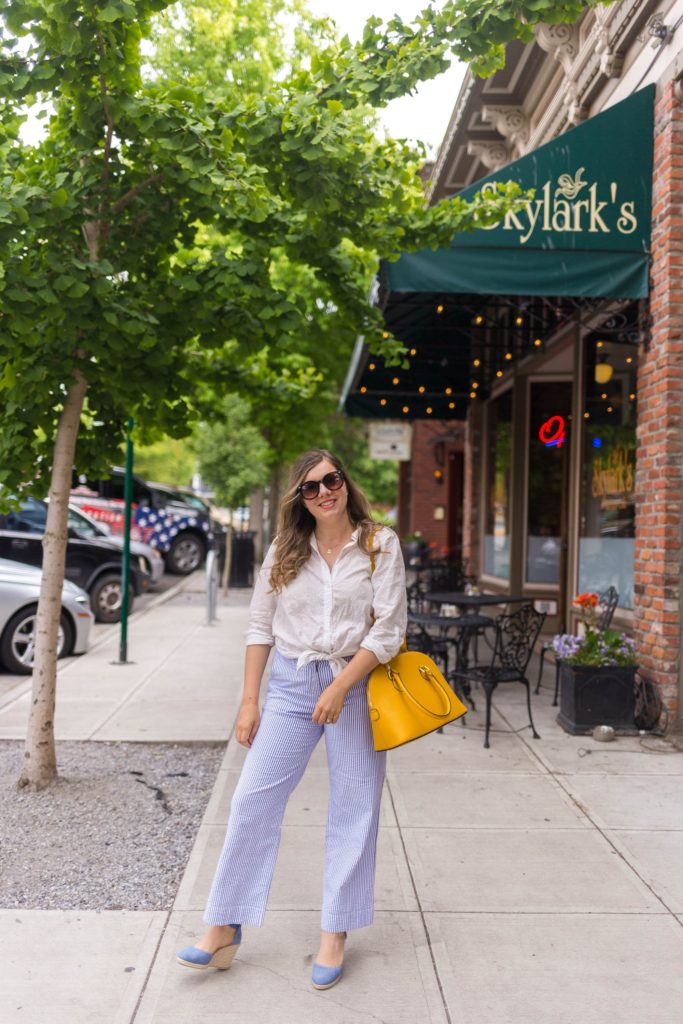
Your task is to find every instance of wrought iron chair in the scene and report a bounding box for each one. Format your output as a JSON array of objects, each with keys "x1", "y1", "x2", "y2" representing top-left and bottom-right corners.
[
  {"x1": 535, "y1": 586, "x2": 619, "y2": 705},
  {"x1": 451, "y1": 603, "x2": 546, "y2": 748}
]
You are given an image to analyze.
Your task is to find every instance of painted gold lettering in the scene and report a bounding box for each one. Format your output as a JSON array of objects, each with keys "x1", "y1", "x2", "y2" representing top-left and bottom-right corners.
[
  {"x1": 572, "y1": 199, "x2": 589, "y2": 232},
  {"x1": 519, "y1": 200, "x2": 543, "y2": 244},
  {"x1": 617, "y1": 201, "x2": 637, "y2": 234},
  {"x1": 589, "y1": 183, "x2": 610, "y2": 233},
  {"x1": 542, "y1": 181, "x2": 552, "y2": 231},
  {"x1": 503, "y1": 209, "x2": 524, "y2": 232},
  {"x1": 551, "y1": 198, "x2": 573, "y2": 232}
]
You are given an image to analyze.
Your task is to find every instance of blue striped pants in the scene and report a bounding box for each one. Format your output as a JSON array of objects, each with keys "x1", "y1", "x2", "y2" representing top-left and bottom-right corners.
[{"x1": 204, "y1": 651, "x2": 387, "y2": 932}]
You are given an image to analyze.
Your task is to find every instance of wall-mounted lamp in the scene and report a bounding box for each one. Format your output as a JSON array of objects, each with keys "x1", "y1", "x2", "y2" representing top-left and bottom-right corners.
[
  {"x1": 647, "y1": 13, "x2": 671, "y2": 43},
  {"x1": 594, "y1": 359, "x2": 614, "y2": 384}
]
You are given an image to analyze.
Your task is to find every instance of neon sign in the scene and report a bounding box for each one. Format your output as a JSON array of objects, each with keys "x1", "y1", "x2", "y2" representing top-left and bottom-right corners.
[{"x1": 539, "y1": 415, "x2": 566, "y2": 448}]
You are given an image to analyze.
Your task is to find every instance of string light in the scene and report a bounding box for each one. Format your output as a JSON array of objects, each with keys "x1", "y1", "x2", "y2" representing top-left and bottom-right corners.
[
  {"x1": 418, "y1": 386, "x2": 425, "y2": 393},
  {"x1": 515, "y1": 315, "x2": 523, "y2": 326},
  {"x1": 383, "y1": 331, "x2": 390, "y2": 339},
  {"x1": 607, "y1": 405, "x2": 613, "y2": 413},
  {"x1": 474, "y1": 315, "x2": 484, "y2": 325},
  {"x1": 473, "y1": 358, "x2": 481, "y2": 367},
  {"x1": 629, "y1": 392, "x2": 636, "y2": 400},
  {"x1": 436, "y1": 304, "x2": 444, "y2": 314},
  {"x1": 596, "y1": 340, "x2": 604, "y2": 348},
  {"x1": 505, "y1": 352, "x2": 512, "y2": 360},
  {"x1": 472, "y1": 382, "x2": 479, "y2": 389},
  {"x1": 426, "y1": 406, "x2": 433, "y2": 414},
  {"x1": 534, "y1": 338, "x2": 542, "y2": 347},
  {"x1": 626, "y1": 356, "x2": 633, "y2": 364},
  {"x1": 469, "y1": 391, "x2": 477, "y2": 399},
  {"x1": 601, "y1": 392, "x2": 607, "y2": 400},
  {"x1": 448, "y1": 402, "x2": 455, "y2": 409},
  {"x1": 445, "y1": 387, "x2": 452, "y2": 395},
  {"x1": 380, "y1": 398, "x2": 387, "y2": 406},
  {"x1": 402, "y1": 405, "x2": 409, "y2": 413},
  {"x1": 496, "y1": 370, "x2": 503, "y2": 378},
  {"x1": 392, "y1": 376, "x2": 399, "y2": 385},
  {"x1": 360, "y1": 386, "x2": 367, "y2": 393},
  {"x1": 410, "y1": 348, "x2": 417, "y2": 356},
  {"x1": 369, "y1": 363, "x2": 376, "y2": 371},
  {"x1": 583, "y1": 412, "x2": 590, "y2": 419}
]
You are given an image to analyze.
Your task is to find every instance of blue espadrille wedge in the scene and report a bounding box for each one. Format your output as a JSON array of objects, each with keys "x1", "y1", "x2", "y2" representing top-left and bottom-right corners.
[
  {"x1": 311, "y1": 931, "x2": 347, "y2": 990},
  {"x1": 177, "y1": 925, "x2": 242, "y2": 970}
]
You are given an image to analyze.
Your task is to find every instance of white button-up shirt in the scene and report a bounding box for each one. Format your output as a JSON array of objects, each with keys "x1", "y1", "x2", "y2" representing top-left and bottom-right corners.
[{"x1": 246, "y1": 526, "x2": 407, "y2": 676}]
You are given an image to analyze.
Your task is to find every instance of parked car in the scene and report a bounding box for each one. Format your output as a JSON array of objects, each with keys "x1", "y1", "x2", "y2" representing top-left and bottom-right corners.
[
  {"x1": 147, "y1": 482, "x2": 227, "y2": 570},
  {"x1": 71, "y1": 469, "x2": 213, "y2": 575},
  {"x1": 0, "y1": 558, "x2": 94, "y2": 674},
  {"x1": 0, "y1": 496, "x2": 150, "y2": 623},
  {"x1": 66, "y1": 503, "x2": 164, "y2": 585}
]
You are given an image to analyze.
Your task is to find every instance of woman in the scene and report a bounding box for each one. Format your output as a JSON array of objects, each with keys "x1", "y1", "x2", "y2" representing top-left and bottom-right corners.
[{"x1": 177, "y1": 449, "x2": 406, "y2": 989}]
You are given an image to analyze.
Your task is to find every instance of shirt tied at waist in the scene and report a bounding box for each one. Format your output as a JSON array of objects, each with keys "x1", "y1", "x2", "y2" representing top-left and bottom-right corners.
[{"x1": 296, "y1": 650, "x2": 351, "y2": 679}]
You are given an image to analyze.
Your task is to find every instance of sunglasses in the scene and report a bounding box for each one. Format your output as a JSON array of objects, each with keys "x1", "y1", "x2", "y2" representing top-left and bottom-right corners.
[{"x1": 297, "y1": 470, "x2": 345, "y2": 501}]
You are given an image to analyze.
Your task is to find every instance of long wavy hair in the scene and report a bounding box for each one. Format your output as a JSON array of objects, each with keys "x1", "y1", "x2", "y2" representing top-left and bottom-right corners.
[{"x1": 269, "y1": 449, "x2": 377, "y2": 592}]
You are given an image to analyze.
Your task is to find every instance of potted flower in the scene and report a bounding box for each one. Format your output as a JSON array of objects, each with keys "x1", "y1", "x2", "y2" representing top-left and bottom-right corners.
[
  {"x1": 401, "y1": 531, "x2": 428, "y2": 567},
  {"x1": 553, "y1": 593, "x2": 637, "y2": 734}
]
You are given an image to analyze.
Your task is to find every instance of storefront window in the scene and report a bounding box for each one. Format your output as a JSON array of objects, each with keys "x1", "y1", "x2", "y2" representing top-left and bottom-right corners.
[
  {"x1": 526, "y1": 381, "x2": 572, "y2": 584},
  {"x1": 578, "y1": 339, "x2": 637, "y2": 609},
  {"x1": 484, "y1": 390, "x2": 512, "y2": 579}
]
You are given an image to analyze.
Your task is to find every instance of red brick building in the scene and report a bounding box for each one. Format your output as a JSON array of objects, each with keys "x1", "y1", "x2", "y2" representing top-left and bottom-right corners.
[{"x1": 342, "y1": 2, "x2": 683, "y2": 731}]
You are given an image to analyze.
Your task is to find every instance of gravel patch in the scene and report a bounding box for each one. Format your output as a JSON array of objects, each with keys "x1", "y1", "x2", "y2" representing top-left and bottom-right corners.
[{"x1": 0, "y1": 740, "x2": 225, "y2": 911}]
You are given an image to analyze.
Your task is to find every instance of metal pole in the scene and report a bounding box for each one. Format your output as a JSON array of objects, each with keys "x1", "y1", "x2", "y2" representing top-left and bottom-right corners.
[
  {"x1": 119, "y1": 418, "x2": 134, "y2": 663},
  {"x1": 206, "y1": 548, "x2": 218, "y2": 624}
]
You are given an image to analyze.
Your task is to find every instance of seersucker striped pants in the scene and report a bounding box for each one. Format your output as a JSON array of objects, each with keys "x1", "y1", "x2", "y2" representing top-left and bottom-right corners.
[{"x1": 204, "y1": 650, "x2": 386, "y2": 932}]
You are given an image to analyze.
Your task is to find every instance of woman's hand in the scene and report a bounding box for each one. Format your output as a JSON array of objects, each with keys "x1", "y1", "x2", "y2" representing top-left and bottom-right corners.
[
  {"x1": 312, "y1": 682, "x2": 347, "y2": 726},
  {"x1": 235, "y1": 701, "x2": 260, "y2": 747}
]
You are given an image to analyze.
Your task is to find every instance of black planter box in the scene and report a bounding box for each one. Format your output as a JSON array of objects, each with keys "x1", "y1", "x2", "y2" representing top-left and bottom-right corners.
[{"x1": 557, "y1": 662, "x2": 637, "y2": 734}]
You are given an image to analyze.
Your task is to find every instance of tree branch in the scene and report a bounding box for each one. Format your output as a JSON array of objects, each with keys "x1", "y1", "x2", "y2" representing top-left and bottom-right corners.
[{"x1": 111, "y1": 172, "x2": 165, "y2": 215}]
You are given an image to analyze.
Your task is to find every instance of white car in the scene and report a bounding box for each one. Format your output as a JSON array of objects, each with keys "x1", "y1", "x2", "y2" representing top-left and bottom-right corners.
[
  {"x1": 67, "y1": 503, "x2": 165, "y2": 585},
  {"x1": 0, "y1": 558, "x2": 94, "y2": 674}
]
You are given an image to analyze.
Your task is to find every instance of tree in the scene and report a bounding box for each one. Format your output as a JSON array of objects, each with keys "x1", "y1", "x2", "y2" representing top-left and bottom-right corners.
[
  {"x1": 193, "y1": 395, "x2": 271, "y2": 507},
  {"x1": 132, "y1": 437, "x2": 197, "y2": 487},
  {"x1": 0, "y1": 0, "x2": 608, "y2": 788}
]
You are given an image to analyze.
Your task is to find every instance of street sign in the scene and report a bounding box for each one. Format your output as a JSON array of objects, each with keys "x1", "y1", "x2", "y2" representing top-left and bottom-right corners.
[{"x1": 369, "y1": 421, "x2": 413, "y2": 461}]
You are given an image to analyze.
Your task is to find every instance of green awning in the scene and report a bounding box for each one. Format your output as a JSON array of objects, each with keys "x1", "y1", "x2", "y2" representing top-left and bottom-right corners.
[
  {"x1": 388, "y1": 86, "x2": 654, "y2": 300},
  {"x1": 342, "y1": 88, "x2": 653, "y2": 420}
]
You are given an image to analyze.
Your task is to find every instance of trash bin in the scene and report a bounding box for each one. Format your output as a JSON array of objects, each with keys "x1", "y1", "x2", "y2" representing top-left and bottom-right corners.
[{"x1": 229, "y1": 530, "x2": 255, "y2": 588}]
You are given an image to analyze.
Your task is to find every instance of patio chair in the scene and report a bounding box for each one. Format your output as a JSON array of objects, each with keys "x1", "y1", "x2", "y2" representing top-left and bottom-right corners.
[
  {"x1": 451, "y1": 603, "x2": 546, "y2": 748},
  {"x1": 534, "y1": 585, "x2": 619, "y2": 705}
]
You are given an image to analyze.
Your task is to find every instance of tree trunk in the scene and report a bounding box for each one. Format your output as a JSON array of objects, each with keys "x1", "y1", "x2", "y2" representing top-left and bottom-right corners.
[
  {"x1": 18, "y1": 370, "x2": 88, "y2": 790},
  {"x1": 249, "y1": 486, "x2": 264, "y2": 563}
]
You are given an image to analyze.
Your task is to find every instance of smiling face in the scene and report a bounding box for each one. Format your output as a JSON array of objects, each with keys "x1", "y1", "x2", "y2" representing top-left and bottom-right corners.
[{"x1": 298, "y1": 457, "x2": 350, "y2": 531}]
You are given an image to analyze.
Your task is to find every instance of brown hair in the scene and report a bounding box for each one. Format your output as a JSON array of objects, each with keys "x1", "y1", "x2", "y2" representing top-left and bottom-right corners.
[{"x1": 269, "y1": 449, "x2": 377, "y2": 592}]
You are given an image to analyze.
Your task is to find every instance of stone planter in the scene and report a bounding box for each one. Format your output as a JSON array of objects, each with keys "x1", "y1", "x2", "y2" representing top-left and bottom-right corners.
[{"x1": 557, "y1": 662, "x2": 637, "y2": 735}]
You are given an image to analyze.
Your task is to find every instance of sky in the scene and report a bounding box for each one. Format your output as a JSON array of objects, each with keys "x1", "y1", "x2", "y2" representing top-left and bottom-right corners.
[{"x1": 307, "y1": 0, "x2": 466, "y2": 157}]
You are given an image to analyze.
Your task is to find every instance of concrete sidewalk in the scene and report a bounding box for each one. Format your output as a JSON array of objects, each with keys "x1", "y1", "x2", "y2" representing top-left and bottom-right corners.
[{"x1": 3, "y1": 580, "x2": 683, "y2": 1024}]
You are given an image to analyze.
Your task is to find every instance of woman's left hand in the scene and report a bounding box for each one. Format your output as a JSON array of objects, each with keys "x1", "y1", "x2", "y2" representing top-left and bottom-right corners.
[{"x1": 312, "y1": 682, "x2": 347, "y2": 725}]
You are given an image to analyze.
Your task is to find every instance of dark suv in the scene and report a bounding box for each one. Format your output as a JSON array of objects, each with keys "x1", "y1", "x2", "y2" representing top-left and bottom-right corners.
[
  {"x1": 71, "y1": 469, "x2": 213, "y2": 575},
  {"x1": 0, "y1": 496, "x2": 150, "y2": 622}
]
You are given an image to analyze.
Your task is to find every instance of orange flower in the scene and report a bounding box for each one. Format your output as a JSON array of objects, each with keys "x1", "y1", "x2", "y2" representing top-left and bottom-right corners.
[{"x1": 574, "y1": 592, "x2": 599, "y2": 608}]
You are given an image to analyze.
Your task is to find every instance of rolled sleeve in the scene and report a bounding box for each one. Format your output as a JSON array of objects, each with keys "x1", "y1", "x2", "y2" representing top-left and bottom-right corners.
[
  {"x1": 360, "y1": 528, "x2": 407, "y2": 665},
  {"x1": 245, "y1": 540, "x2": 278, "y2": 647}
]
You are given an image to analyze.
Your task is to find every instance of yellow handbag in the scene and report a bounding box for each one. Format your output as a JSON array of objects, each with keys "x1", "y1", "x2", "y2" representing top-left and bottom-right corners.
[{"x1": 367, "y1": 535, "x2": 468, "y2": 751}]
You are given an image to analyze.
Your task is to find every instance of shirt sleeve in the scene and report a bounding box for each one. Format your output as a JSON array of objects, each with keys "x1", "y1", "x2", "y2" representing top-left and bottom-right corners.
[
  {"x1": 360, "y1": 528, "x2": 407, "y2": 665},
  {"x1": 245, "y1": 540, "x2": 278, "y2": 647}
]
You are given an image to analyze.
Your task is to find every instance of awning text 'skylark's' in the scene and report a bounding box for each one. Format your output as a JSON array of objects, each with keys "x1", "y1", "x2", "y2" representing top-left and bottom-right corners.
[
  {"x1": 388, "y1": 86, "x2": 653, "y2": 301},
  {"x1": 342, "y1": 87, "x2": 653, "y2": 421}
]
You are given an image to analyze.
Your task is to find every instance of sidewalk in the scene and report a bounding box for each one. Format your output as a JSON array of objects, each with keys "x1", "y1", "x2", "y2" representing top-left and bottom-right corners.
[{"x1": 3, "y1": 580, "x2": 683, "y2": 1024}]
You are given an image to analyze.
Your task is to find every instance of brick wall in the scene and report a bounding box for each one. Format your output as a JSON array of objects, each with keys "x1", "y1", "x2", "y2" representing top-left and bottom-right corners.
[
  {"x1": 634, "y1": 80, "x2": 683, "y2": 730},
  {"x1": 408, "y1": 421, "x2": 461, "y2": 554},
  {"x1": 462, "y1": 402, "x2": 483, "y2": 576}
]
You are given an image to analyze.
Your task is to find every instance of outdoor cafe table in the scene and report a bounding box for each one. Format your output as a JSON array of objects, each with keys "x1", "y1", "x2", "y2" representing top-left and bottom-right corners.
[{"x1": 422, "y1": 591, "x2": 526, "y2": 674}]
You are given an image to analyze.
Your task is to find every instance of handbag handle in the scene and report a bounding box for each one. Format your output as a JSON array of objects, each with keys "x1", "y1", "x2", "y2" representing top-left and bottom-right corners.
[{"x1": 384, "y1": 662, "x2": 453, "y2": 720}]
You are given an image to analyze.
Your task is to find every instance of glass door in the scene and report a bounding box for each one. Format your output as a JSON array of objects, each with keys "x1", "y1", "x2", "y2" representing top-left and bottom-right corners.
[{"x1": 526, "y1": 380, "x2": 573, "y2": 627}]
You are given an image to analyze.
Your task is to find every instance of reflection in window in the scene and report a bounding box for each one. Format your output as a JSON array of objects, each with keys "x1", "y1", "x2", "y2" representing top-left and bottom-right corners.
[
  {"x1": 526, "y1": 381, "x2": 572, "y2": 584},
  {"x1": 484, "y1": 390, "x2": 512, "y2": 579},
  {"x1": 579, "y1": 337, "x2": 636, "y2": 609}
]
